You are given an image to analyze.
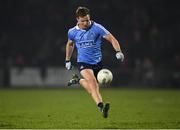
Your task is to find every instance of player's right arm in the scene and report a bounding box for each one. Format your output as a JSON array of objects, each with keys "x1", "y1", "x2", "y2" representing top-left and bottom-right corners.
[
  {"x1": 65, "y1": 39, "x2": 74, "y2": 70},
  {"x1": 66, "y1": 39, "x2": 74, "y2": 61}
]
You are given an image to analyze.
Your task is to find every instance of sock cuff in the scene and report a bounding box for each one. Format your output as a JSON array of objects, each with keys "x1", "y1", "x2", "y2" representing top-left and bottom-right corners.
[{"x1": 97, "y1": 102, "x2": 104, "y2": 108}]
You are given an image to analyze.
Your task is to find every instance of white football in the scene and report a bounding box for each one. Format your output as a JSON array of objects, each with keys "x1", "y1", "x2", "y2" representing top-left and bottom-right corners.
[{"x1": 97, "y1": 69, "x2": 113, "y2": 84}]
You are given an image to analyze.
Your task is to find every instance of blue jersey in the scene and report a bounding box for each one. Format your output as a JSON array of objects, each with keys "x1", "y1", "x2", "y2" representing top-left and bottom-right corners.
[{"x1": 68, "y1": 21, "x2": 110, "y2": 64}]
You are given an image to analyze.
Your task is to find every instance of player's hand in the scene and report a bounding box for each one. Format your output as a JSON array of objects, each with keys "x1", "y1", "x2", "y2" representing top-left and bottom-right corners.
[
  {"x1": 116, "y1": 51, "x2": 124, "y2": 62},
  {"x1": 65, "y1": 60, "x2": 72, "y2": 70}
]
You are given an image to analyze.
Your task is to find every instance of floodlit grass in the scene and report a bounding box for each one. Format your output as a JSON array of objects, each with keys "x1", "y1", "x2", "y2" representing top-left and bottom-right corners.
[{"x1": 0, "y1": 87, "x2": 180, "y2": 129}]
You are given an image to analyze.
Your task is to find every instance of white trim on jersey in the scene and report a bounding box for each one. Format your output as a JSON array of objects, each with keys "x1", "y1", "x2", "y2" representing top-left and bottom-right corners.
[{"x1": 75, "y1": 21, "x2": 92, "y2": 30}]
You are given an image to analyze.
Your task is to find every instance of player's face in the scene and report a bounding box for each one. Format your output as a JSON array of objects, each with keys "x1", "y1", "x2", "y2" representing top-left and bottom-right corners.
[{"x1": 77, "y1": 15, "x2": 91, "y2": 29}]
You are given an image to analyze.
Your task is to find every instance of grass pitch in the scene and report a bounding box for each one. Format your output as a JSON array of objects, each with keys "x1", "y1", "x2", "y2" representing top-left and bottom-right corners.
[{"x1": 0, "y1": 87, "x2": 180, "y2": 129}]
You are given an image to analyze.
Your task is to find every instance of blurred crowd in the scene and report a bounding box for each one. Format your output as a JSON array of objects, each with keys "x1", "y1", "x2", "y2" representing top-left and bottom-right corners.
[{"x1": 0, "y1": 0, "x2": 180, "y2": 87}]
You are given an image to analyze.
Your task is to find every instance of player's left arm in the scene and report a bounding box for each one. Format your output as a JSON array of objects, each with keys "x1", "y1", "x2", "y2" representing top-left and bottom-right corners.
[
  {"x1": 104, "y1": 33, "x2": 122, "y2": 52},
  {"x1": 104, "y1": 34, "x2": 124, "y2": 62}
]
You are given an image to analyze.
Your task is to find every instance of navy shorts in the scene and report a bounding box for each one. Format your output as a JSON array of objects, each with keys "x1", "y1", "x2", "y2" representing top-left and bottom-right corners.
[{"x1": 77, "y1": 62, "x2": 103, "y2": 78}]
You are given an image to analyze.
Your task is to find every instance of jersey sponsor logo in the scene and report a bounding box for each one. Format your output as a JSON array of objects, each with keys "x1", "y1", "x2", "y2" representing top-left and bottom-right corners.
[{"x1": 77, "y1": 40, "x2": 95, "y2": 48}]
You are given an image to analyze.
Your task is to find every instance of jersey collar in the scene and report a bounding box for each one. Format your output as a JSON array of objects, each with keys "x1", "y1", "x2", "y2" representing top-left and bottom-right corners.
[{"x1": 75, "y1": 21, "x2": 93, "y2": 31}]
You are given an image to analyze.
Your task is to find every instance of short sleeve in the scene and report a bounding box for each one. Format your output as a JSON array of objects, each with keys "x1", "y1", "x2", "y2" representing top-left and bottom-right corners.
[
  {"x1": 68, "y1": 29, "x2": 74, "y2": 41},
  {"x1": 96, "y1": 23, "x2": 110, "y2": 38}
]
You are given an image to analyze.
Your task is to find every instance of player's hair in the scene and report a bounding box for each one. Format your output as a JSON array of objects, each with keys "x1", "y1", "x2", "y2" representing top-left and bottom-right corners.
[{"x1": 75, "y1": 6, "x2": 90, "y2": 17}]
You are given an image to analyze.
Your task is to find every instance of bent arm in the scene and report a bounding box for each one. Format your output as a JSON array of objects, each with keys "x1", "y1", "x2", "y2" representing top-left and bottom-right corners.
[
  {"x1": 104, "y1": 33, "x2": 122, "y2": 52},
  {"x1": 65, "y1": 40, "x2": 74, "y2": 61}
]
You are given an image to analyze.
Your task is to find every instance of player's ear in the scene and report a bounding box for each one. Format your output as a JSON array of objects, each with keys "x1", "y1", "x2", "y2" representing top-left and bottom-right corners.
[{"x1": 76, "y1": 17, "x2": 79, "y2": 22}]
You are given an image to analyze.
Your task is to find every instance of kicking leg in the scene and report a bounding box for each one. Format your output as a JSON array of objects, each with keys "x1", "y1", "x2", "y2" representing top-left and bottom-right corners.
[
  {"x1": 80, "y1": 69, "x2": 102, "y2": 105},
  {"x1": 80, "y1": 69, "x2": 110, "y2": 118}
]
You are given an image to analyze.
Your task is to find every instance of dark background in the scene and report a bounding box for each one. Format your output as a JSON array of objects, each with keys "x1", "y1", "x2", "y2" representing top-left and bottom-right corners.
[{"x1": 0, "y1": 0, "x2": 180, "y2": 87}]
